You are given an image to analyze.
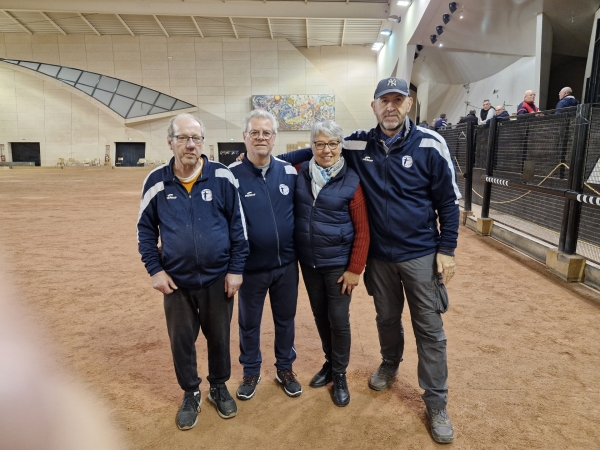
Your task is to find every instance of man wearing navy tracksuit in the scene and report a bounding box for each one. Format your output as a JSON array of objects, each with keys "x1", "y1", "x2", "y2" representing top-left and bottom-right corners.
[
  {"x1": 137, "y1": 114, "x2": 249, "y2": 430},
  {"x1": 228, "y1": 109, "x2": 302, "y2": 400},
  {"x1": 281, "y1": 78, "x2": 460, "y2": 444}
]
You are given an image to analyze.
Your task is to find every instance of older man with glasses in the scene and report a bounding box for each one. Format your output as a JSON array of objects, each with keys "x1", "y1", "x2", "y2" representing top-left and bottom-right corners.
[
  {"x1": 228, "y1": 109, "x2": 302, "y2": 401},
  {"x1": 137, "y1": 113, "x2": 249, "y2": 430}
]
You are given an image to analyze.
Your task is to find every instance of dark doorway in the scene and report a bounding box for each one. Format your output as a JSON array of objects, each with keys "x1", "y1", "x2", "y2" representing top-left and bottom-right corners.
[
  {"x1": 115, "y1": 142, "x2": 145, "y2": 167},
  {"x1": 217, "y1": 142, "x2": 246, "y2": 167},
  {"x1": 11, "y1": 142, "x2": 40, "y2": 166}
]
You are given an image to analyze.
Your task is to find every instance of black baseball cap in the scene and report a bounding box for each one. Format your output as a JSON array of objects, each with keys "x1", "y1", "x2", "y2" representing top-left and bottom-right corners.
[{"x1": 374, "y1": 77, "x2": 410, "y2": 99}]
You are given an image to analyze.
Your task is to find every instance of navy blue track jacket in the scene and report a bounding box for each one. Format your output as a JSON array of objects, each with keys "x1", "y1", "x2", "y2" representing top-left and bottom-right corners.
[
  {"x1": 228, "y1": 155, "x2": 297, "y2": 272},
  {"x1": 280, "y1": 118, "x2": 461, "y2": 263},
  {"x1": 137, "y1": 156, "x2": 249, "y2": 290}
]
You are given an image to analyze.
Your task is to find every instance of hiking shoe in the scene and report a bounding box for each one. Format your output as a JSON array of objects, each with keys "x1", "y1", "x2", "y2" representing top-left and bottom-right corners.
[
  {"x1": 332, "y1": 372, "x2": 350, "y2": 407},
  {"x1": 208, "y1": 384, "x2": 237, "y2": 419},
  {"x1": 368, "y1": 359, "x2": 399, "y2": 391},
  {"x1": 426, "y1": 406, "x2": 455, "y2": 444},
  {"x1": 176, "y1": 390, "x2": 201, "y2": 430},
  {"x1": 276, "y1": 369, "x2": 303, "y2": 397},
  {"x1": 237, "y1": 374, "x2": 261, "y2": 400},
  {"x1": 309, "y1": 361, "x2": 332, "y2": 388}
]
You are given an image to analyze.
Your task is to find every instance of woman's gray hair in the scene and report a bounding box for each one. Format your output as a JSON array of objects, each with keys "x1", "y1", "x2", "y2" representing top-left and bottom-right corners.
[
  {"x1": 243, "y1": 110, "x2": 279, "y2": 134},
  {"x1": 167, "y1": 113, "x2": 205, "y2": 138},
  {"x1": 310, "y1": 120, "x2": 344, "y2": 144}
]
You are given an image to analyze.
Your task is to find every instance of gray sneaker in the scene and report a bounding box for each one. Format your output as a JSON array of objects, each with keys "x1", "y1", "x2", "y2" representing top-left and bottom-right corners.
[
  {"x1": 426, "y1": 406, "x2": 455, "y2": 444},
  {"x1": 208, "y1": 384, "x2": 238, "y2": 419},
  {"x1": 237, "y1": 374, "x2": 261, "y2": 400},
  {"x1": 368, "y1": 359, "x2": 399, "y2": 391},
  {"x1": 176, "y1": 390, "x2": 201, "y2": 430}
]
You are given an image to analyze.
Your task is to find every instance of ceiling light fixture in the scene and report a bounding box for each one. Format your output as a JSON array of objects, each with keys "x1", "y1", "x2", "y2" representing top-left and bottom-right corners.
[
  {"x1": 436, "y1": 25, "x2": 444, "y2": 35},
  {"x1": 430, "y1": 34, "x2": 437, "y2": 44},
  {"x1": 397, "y1": 0, "x2": 412, "y2": 6},
  {"x1": 388, "y1": 15, "x2": 401, "y2": 23},
  {"x1": 372, "y1": 42, "x2": 385, "y2": 51},
  {"x1": 443, "y1": 14, "x2": 451, "y2": 24},
  {"x1": 416, "y1": 44, "x2": 424, "y2": 52},
  {"x1": 449, "y1": 2, "x2": 457, "y2": 13},
  {"x1": 439, "y1": 43, "x2": 443, "y2": 47},
  {"x1": 380, "y1": 29, "x2": 392, "y2": 36}
]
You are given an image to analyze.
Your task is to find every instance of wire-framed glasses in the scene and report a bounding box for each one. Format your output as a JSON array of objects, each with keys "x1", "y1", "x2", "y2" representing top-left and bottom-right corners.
[{"x1": 171, "y1": 135, "x2": 204, "y2": 144}]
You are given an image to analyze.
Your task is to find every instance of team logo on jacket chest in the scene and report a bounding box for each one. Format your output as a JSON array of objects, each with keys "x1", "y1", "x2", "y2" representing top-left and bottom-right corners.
[
  {"x1": 279, "y1": 184, "x2": 290, "y2": 195},
  {"x1": 402, "y1": 155, "x2": 413, "y2": 168},
  {"x1": 201, "y1": 189, "x2": 213, "y2": 201}
]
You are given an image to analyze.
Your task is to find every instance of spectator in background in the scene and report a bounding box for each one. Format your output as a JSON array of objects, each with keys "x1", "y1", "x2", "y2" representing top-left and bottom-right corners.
[
  {"x1": 517, "y1": 90, "x2": 539, "y2": 115},
  {"x1": 459, "y1": 109, "x2": 478, "y2": 124},
  {"x1": 418, "y1": 120, "x2": 429, "y2": 128},
  {"x1": 487, "y1": 105, "x2": 509, "y2": 122},
  {"x1": 556, "y1": 87, "x2": 579, "y2": 110},
  {"x1": 434, "y1": 114, "x2": 447, "y2": 130},
  {"x1": 479, "y1": 100, "x2": 496, "y2": 124}
]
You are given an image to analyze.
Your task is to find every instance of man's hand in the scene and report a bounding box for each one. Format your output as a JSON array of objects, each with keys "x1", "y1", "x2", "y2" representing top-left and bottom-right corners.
[
  {"x1": 151, "y1": 270, "x2": 178, "y2": 294},
  {"x1": 436, "y1": 253, "x2": 456, "y2": 285},
  {"x1": 225, "y1": 273, "x2": 243, "y2": 297},
  {"x1": 337, "y1": 271, "x2": 360, "y2": 295}
]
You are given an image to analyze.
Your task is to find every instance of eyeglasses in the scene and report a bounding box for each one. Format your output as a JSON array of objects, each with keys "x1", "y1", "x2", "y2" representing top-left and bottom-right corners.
[
  {"x1": 246, "y1": 130, "x2": 275, "y2": 139},
  {"x1": 171, "y1": 135, "x2": 204, "y2": 144},
  {"x1": 314, "y1": 141, "x2": 340, "y2": 151}
]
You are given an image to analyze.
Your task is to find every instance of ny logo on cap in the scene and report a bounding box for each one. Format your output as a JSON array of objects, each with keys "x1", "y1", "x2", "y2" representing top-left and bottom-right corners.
[{"x1": 387, "y1": 79, "x2": 397, "y2": 86}]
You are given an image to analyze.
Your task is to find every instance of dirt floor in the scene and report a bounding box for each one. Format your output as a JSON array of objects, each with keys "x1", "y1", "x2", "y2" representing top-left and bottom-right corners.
[{"x1": 1, "y1": 166, "x2": 600, "y2": 450}]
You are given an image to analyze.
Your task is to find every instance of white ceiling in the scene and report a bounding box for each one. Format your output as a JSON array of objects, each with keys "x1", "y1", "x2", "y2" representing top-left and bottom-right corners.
[
  {"x1": 0, "y1": 0, "x2": 388, "y2": 48},
  {"x1": 410, "y1": 0, "x2": 600, "y2": 86}
]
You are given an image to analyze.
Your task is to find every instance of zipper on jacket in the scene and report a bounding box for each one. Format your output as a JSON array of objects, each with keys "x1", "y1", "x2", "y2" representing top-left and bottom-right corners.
[
  {"x1": 185, "y1": 179, "x2": 203, "y2": 289},
  {"x1": 263, "y1": 174, "x2": 282, "y2": 267},
  {"x1": 310, "y1": 196, "x2": 317, "y2": 268}
]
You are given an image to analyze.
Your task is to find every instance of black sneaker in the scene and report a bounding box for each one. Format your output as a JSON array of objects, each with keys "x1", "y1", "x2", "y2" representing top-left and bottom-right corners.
[
  {"x1": 309, "y1": 361, "x2": 332, "y2": 388},
  {"x1": 208, "y1": 384, "x2": 238, "y2": 419},
  {"x1": 368, "y1": 359, "x2": 399, "y2": 391},
  {"x1": 332, "y1": 373, "x2": 350, "y2": 407},
  {"x1": 176, "y1": 390, "x2": 201, "y2": 430},
  {"x1": 426, "y1": 406, "x2": 455, "y2": 443},
  {"x1": 276, "y1": 369, "x2": 303, "y2": 397},
  {"x1": 237, "y1": 374, "x2": 261, "y2": 400}
]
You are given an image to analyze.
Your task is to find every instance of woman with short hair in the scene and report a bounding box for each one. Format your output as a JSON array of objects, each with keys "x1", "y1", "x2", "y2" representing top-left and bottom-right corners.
[{"x1": 294, "y1": 120, "x2": 370, "y2": 406}]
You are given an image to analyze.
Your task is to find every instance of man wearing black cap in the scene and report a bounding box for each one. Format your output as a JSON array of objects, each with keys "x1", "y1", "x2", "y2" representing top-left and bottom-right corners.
[{"x1": 281, "y1": 77, "x2": 459, "y2": 443}]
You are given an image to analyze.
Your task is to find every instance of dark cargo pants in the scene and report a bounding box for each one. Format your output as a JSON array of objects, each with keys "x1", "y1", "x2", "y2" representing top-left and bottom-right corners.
[{"x1": 364, "y1": 253, "x2": 449, "y2": 409}]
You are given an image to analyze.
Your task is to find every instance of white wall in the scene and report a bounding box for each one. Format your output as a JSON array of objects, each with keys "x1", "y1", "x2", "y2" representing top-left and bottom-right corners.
[
  {"x1": 583, "y1": 7, "x2": 600, "y2": 101},
  {"x1": 0, "y1": 33, "x2": 377, "y2": 166},
  {"x1": 535, "y1": 13, "x2": 553, "y2": 110},
  {"x1": 424, "y1": 57, "x2": 536, "y2": 124}
]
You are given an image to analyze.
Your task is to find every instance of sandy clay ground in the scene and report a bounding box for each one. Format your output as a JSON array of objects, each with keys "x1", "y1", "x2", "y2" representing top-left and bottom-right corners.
[{"x1": 1, "y1": 166, "x2": 600, "y2": 449}]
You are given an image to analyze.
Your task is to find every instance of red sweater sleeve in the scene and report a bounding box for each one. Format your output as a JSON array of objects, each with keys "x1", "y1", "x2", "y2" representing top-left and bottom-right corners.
[{"x1": 347, "y1": 183, "x2": 370, "y2": 274}]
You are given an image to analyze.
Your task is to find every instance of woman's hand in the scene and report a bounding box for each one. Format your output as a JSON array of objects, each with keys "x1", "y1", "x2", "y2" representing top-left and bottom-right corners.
[{"x1": 337, "y1": 271, "x2": 360, "y2": 295}]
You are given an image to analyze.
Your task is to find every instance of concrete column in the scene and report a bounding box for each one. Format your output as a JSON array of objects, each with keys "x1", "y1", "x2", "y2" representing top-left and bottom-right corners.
[
  {"x1": 417, "y1": 80, "x2": 429, "y2": 123},
  {"x1": 535, "y1": 13, "x2": 553, "y2": 110}
]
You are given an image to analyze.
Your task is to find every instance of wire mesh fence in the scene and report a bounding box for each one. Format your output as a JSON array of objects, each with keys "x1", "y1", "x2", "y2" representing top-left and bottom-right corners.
[
  {"x1": 437, "y1": 123, "x2": 468, "y2": 201},
  {"x1": 576, "y1": 106, "x2": 600, "y2": 263},
  {"x1": 462, "y1": 106, "x2": 600, "y2": 264}
]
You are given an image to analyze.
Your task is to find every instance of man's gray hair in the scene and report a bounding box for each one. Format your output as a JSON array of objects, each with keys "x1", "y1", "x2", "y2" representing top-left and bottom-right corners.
[
  {"x1": 469, "y1": 108, "x2": 476, "y2": 114},
  {"x1": 310, "y1": 120, "x2": 344, "y2": 144},
  {"x1": 167, "y1": 113, "x2": 205, "y2": 138},
  {"x1": 242, "y1": 109, "x2": 278, "y2": 134}
]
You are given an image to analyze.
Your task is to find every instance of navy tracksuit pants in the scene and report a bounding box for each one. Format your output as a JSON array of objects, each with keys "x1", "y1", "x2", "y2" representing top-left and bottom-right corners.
[{"x1": 238, "y1": 261, "x2": 299, "y2": 376}]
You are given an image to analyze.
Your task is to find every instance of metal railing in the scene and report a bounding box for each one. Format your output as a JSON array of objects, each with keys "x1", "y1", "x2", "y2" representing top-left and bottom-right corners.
[{"x1": 438, "y1": 104, "x2": 600, "y2": 264}]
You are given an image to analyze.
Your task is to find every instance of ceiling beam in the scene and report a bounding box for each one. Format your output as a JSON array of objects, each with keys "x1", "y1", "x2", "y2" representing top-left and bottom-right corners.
[
  {"x1": 78, "y1": 12, "x2": 100, "y2": 36},
  {"x1": 191, "y1": 16, "x2": 204, "y2": 38},
  {"x1": 229, "y1": 17, "x2": 239, "y2": 39},
  {"x1": 1, "y1": 10, "x2": 32, "y2": 35},
  {"x1": 341, "y1": 19, "x2": 346, "y2": 47},
  {"x1": 153, "y1": 14, "x2": 169, "y2": 37},
  {"x1": 39, "y1": 11, "x2": 67, "y2": 35},
  {"x1": 306, "y1": 18, "x2": 309, "y2": 48},
  {"x1": 0, "y1": 1, "x2": 387, "y2": 20},
  {"x1": 267, "y1": 17, "x2": 273, "y2": 40},
  {"x1": 115, "y1": 13, "x2": 135, "y2": 36}
]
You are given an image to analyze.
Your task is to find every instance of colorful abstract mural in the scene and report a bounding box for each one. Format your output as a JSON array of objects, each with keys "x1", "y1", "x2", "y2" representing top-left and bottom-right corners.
[{"x1": 251, "y1": 94, "x2": 335, "y2": 131}]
